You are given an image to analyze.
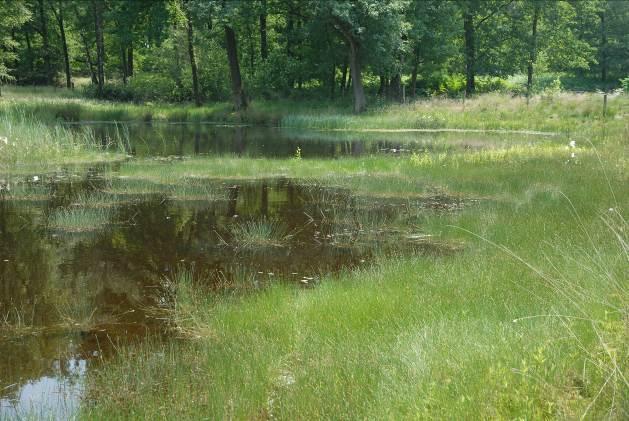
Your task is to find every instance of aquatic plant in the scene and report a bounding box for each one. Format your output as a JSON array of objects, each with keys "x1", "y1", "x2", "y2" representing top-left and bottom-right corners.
[
  {"x1": 154, "y1": 267, "x2": 213, "y2": 339},
  {"x1": 72, "y1": 191, "x2": 122, "y2": 208},
  {"x1": 49, "y1": 207, "x2": 112, "y2": 232},
  {"x1": 230, "y1": 218, "x2": 289, "y2": 248},
  {"x1": 167, "y1": 180, "x2": 227, "y2": 202}
]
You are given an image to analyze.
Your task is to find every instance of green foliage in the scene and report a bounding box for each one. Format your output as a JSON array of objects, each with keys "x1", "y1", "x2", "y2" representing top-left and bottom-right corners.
[
  {"x1": 0, "y1": 0, "x2": 30, "y2": 84},
  {"x1": 3, "y1": 0, "x2": 629, "y2": 105}
]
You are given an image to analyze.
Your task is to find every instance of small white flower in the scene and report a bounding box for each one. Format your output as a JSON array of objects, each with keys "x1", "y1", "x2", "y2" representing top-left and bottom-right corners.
[
  {"x1": 33, "y1": 175, "x2": 39, "y2": 182},
  {"x1": 569, "y1": 140, "x2": 576, "y2": 148},
  {"x1": 570, "y1": 152, "x2": 576, "y2": 159},
  {"x1": 0, "y1": 136, "x2": 7, "y2": 145},
  {"x1": 609, "y1": 208, "x2": 614, "y2": 212}
]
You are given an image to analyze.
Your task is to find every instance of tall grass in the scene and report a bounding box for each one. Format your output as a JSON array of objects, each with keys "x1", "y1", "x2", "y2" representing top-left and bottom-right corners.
[
  {"x1": 2, "y1": 87, "x2": 624, "y2": 133},
  {"x1": 81, "y1": 108, "x2": 626, "y2": 418},
  {"x1": 0, "y1": 109, "x2": 125, "y2": 170}
]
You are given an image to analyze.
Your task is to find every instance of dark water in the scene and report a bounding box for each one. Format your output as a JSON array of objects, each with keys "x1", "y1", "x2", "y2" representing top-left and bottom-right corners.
[
  {"x1": 1, "y1": 123, "x2": 513, "y2": 417},
  {"x1": 0, "y1": 171, "x2": 466, "y2": 418},
  {"x1": 66, "y1": 122, "x2": 551, "y2": 158}
]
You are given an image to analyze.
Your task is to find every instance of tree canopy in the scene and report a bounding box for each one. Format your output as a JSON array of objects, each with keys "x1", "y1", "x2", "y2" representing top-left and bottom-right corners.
[{"x1": 1, "y1": 0, "x2": 627, "y2": 109}]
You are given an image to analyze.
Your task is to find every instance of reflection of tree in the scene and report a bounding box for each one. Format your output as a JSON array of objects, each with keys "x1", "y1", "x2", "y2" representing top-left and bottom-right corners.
[
  {"x1": 0, "y1": 177, "x2": 395, "y2": 404},
  {"x1": 0, "y1": 200, "x2": 54, "y2": 326},
  {"x1": 0, "y1": 333, "x2": 84, "y2": 402}
]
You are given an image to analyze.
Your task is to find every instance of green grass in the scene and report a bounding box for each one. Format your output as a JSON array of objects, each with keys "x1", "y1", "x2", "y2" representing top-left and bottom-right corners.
[
  {"x1": 1, "y1": 88, "x2": 627, "y2": 419},
  {"x1": 83, "y1": 223, "x2": 626, "y2": 418},
  {"x1": 230, "y1": 218, "x2": 290, "y2": 249},
  {"x1": 2, "y1": 86, "x2": 625, "y2": 134},
  {"x1": 0, "y1": 108, "x2": 126, "y2": 171},
  {"x1": 82, "y1": 127, "x2": 627, "y2": 419},
  {"x1": 48, "y1": 206, "x2": 113, "y2": 232}
]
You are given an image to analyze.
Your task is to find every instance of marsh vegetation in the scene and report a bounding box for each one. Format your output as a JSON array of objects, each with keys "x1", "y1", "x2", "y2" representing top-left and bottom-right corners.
[
  {"x1": 0, "y1": 90, "x2": 626, "y2": 419},
  {"x1": 0, "y1": 0, "x2": 628, "y2": 417}
]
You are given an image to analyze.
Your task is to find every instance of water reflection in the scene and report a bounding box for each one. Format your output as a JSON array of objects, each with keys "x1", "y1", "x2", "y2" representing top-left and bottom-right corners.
[
  {"x1": 1, "y1": 174, "x2": 466, "y2": 417},
  {"x1": 67, "y1": 122, "x2": 550, "y2": 158}
]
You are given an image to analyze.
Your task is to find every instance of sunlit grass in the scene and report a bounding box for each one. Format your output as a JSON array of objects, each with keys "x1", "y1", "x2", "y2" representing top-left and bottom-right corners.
[
  {"x1": 1, "y1": 88, "x2": 626, "y2": 419},
  {"x1": 0, "y1": 109, "x2": 126, "y2": 171}
]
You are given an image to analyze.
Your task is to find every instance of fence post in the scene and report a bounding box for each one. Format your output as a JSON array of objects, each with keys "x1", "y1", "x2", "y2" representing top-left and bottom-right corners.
[{"x1": 603, "y1": 93, "x2": 608, "y2": 118}]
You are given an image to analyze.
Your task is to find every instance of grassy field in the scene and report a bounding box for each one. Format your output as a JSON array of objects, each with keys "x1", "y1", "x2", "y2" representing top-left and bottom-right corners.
[
  {"x1": 1, "y1": 89, "x2": 627, "y2": 419},
  {"x1": 1, "y1": 86, "x2": 625, "y2": 131},
  {"x1": 82, "y1": 155, "x2": 627, "y2": 418}
]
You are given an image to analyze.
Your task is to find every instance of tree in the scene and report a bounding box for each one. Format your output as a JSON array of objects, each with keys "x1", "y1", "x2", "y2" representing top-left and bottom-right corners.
[
  {"x1": 457, "y1": 0, "x2": 513, "y2": 95},
  {"x1": 224, "y1": 24, "x2": 247, "y2": 110},
  {"x1": 317, "y1": 0, "x2": 407, "y2": 113},
  {"x1": 37, "y1": 0, "x2": 54, "y2": 84},
  {"x1": 406, "y1": 0, "x2": 458, "y2": 97},
  {"x1": 181, "y1": 0, "x2": 201, "y2": 106},
  {"x1": 0, "y1": 0, "x2": 31, "y2": 95},
  {"x1": 92, "y1": 0, "x2": 105, "y2": 97},
  {"x1": 50, "y1": 0, "x2": 72, "y2": 89},
  {"x1": 259, "y1": 0, "x2": 268, "y2": 60},
  {"x1": 526, "y1": 1, "x2": 541, "y2": 97}
]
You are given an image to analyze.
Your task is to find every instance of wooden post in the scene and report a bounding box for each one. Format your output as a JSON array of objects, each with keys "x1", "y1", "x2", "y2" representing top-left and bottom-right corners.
[
  {"x1": 603, "y1": 93, "x2": 607, "y2": 118},
  {"x1": 463, "y1": 90, "x2": 466, "y2": 112}
]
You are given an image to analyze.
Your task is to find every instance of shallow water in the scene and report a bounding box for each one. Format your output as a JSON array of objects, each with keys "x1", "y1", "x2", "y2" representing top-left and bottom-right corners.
[
  {"x1": 0, "y1": 122, "x2": 558, "y2": 417},
  {"x1": 66, "y1": 122, "x2": 553, "y2": 158},
  {"x1": 0, "y1": 171, "x2": 466, "y2": 418}
]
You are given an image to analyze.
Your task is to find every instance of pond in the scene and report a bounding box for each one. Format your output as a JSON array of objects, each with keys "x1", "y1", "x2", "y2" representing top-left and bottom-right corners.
[
  {"x1": 65, "y1": 121, "x2": 555, "y2": 158},
  {"x1": 0, "y1": 174, "x2": 468, "y2": 418},
  {"x1": 1, "y1": 123, "x2": 546, "y2": 418}
]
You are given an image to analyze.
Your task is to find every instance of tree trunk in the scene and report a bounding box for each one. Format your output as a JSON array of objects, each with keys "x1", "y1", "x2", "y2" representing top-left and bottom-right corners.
[
  {"x1": 185, "y1": 6, "x2": 201, "y2": 106},
  {"x1": 224, "y1": 25, "x2": 248, "y2": 110},
  {"x1": 173, "y1": 25, "x2": 183, "y2": 91},
  {"x1": 259, "y1": 0, "x2": 268, "y2": 60},
  {"x1": 411, "y1": 48, "x2": 419, "y2": 98},
  {"x1": 599, "y1": 11, "x2": 607, "y2": 86},
  {"x1": 127, "y1": 44, "x2": 133, "y2": 76},
  {"x1": 92, "y1": 0, "x2": 105, "y2": 97},
  {"x1": 24, "y1": 29, "x2": 34, "y2": 73},
  {"x1": 79, "y1": 30, "x2": 98, "y2": 84},
  {"x1": 378, "y1": 75, "x2": 385, "y2": 96},
  {"x1": 463, "y1": 9, "x2": 475, "y2": 95},
  {"x1": 329, "y1": 63, "x2": 336, "y2": 99},
  {"x1": 340, "y1": 60, "x2": 348, "y2": 94},
  {"x1": 347, "y1": 39, "x2": 366, "y2": 113},
  {"x1": 526, "y1": 3, "x2": 540, "y2": 98},
  {"x1": 390, "y1": 73, "x2": 401, "y2": 102},
  {"x1": 52, "y1": 1, "x2": 72, "y2": 89},
  {"x1": 121, "y1": 46, "x2": 128, "y2": 85},
  {"x1": 286, "y1": 11, "x2": 294, "y2": 89},
  {"x1": 38, "y1": 0, "x2": 53, "y2": 84},
  {"x1": 247, "y1": 24, "x2": 255, "y2": 74}
]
